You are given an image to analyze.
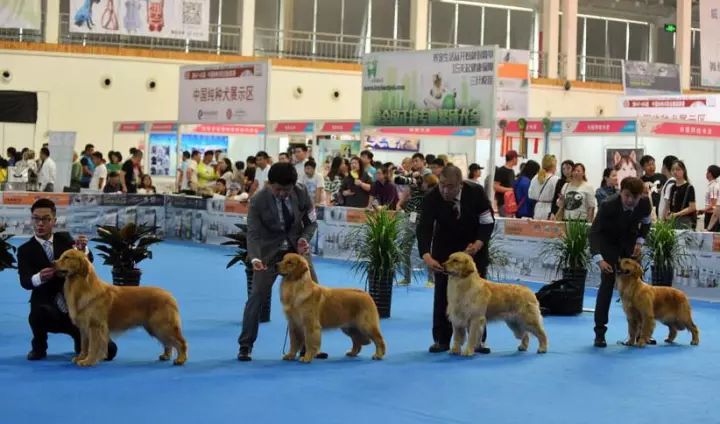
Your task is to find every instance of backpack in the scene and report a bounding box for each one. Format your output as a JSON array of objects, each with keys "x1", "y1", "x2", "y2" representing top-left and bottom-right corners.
[
  {"x1": 535, "y1": 279, "x2": 584, "y2": 316},
  {"x1": 503, "y1": 190, "x2": 518, "y2": 215}
]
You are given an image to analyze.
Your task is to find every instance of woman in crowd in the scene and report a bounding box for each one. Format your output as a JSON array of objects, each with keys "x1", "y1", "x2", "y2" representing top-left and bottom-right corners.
[
  {"x1": 106, "y1": 151, "x2": 123, "y2": 173},
  {"x1": 467, "y1": 163, "x2": 483, "y2": 185},
  {"x1": 233, "y1": 161, "x2": 245, "y2": 185},
  {"x1": 557, "y1": 163, "x2": 596, "y2": 222},
  {"x1": 138, "y1": 174, "x2": 156, "y2": 194},
  {"x1": 243, "y1": 167, "x2": 256, "y2": 195},
  {"x1": 703, "y1": 165, "x2": 720, "y2": 232},
  {"x1": 218, "y1": 158, "x2": 234, "y2": 183},
  {"x1": 529, "y1": 155, "x2": 559, "y2": 220},
  {"x1": 666, "y1": 160, "x2": 697, "y2": 230},
  {"x1": 595, "y1": 168, "x2": 619, "y2": 206},
  {"x1": 214, "y1": 178, "x2": 228, "y2": 197},
  {"x1": 550, "y1": 159, "x2": 575, "y2": 220},
  {"x1": 324, "y1": 157, "x2": 347, "y2": 205},
  {"x1": 340, "y1": 156, "x2": 372, "y2": 208},
  {"x1": 514, "y1": 160, "x2": 540, "y2": 218}
]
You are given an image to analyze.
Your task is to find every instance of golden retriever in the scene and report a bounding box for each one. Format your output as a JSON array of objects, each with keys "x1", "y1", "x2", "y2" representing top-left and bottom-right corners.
[
  {"x1": 55, "y1": 249, "x2": 188, "y2": 367},
  {"x1": 443, "y1": 252, "x2": 548, "y2": 356},
  {"x1": 616, "y1": 258, "x2": 699, "y2": 347},
  {"x1": 277, "y1": 253, "x2": 386, "y2": 363}
]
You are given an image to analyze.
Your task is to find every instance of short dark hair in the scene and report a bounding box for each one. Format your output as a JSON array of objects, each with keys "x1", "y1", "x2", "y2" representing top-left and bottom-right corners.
[
  {"x1": 279, "y1": 152, "x2": 290, "y2": 159},
  {"x1": 40, "y1": 147, "x2": 50, "y2": 157},
  {"x1": 620, "y1": 176, "x2": 644, "y2": 195},
  {"x1": 412, "y1": 153, "x2": 425, "y2": 161},
  {"x1": 431, "y1": 158, "x2": 445, "y2": 167},
  {"x1": 561, "y1": 159, "x2": 575, "y2": 169},
  {"x1": 294, "y1": 145, "x2": 308, "y2": 153},
  {"x1": 425, "y1": 154, "x2": 436, "y2": 164},
  {"x1": 235, "y1": 160, "x2": 245, "y2": 171},
  {"x1": 191, "y1": 150, "x2": 201, "y2": 158},
  {"x1": 639, "y1": 155, "x2": 655, "y2": 167},
  {"x1": 360, "y1": 150, "x2": 374, "y2": 160},
  {"x1": 246, "y1": 157, "x2": 256, "y2": 166},
  {"x1": 92, "y1": 151, "x2": 103, "y2": 160},
  {"x1": 182, "y1": 151, "x2": 191, "y2": 159},
  {"x1": 268, "y1": 162, "x2": 298, "y2": 186},
  {"x1": 31, "y1": 198, "x2": 56, "y2": 215},
  {"x1": 440, "y1": 164, "x2": 462, "y2": 181},
  {"x1": 662, "y1": 155, "x2": 678, "y2": 172},
  {"x1": 708, "y1": 165, "x2": 720, "y2": 180},
  {"x1": 203, "y1": 151, "x2": 214, "y2": 157},
  {"x1": 304, "y1": 160, "x2": 317, "y2": 170},
  {"x1": 133, "y1": 149, "x2": 143, "y2": 158},
  {"x1": 84, "y1": 144, "x2": 94, "y2": 151},
  {"x1": 129, "y1": 147, "x2": 137, "y2": 155},
  {"x1": 255, "y1": 151, "x2": 269, "y2": 160}
]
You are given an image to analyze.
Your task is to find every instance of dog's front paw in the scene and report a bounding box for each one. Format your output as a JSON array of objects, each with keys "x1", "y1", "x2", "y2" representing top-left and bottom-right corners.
[
  {"x1": 76, "y1": 358, "x2": 97, "y2": 367},
  {"x1": 636, "y1": 340, "x2": 646, "y2": 348},
  {"x1": 461, "y1": 348, "x2": 475, "y2": 357},
  {"x1": 449, "y1": 345, "x2": 461, "y2": 355},
  {"x1": 173, "y1": 358, "x2": 186, "y2": 366},
  {"x1": 159, "y1": 354, "x2": 171, "y2": 361},
  {"x1": 299, "y1": 355, "x2": 314, "y2": 363},
  {"x1": 537, "y1": 347, "x2": 547, "y2": 354},
  {"x1": 71, "y1": 355, "x2": 86, "y2": 364},
  {"x1": 518, "y1": 345, "x2": 528, "y2": 352},
  {"x1": 371, "y1": 354, "x2": 383, "y2": 360},
  {"x1": 282, "y1": 353, "x2": 297, "y2": 361},
  {"x1": 691, "y1": 340, "x2": 699, "y2": 346},
  {"x1": 664, "y1": 338, "x2": 674, "y2": 344},
  {"x1": 345, "y1": 350, "x2": 359, "y2": 358}
]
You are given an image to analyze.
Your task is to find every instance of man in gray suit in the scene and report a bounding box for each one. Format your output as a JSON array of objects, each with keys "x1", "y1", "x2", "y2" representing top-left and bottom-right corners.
[{"x1": 237, "y1": 162, "x2": 320, "y2": 361}]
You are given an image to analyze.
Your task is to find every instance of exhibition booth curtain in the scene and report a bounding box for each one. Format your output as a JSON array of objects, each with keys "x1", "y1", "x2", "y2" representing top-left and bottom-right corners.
[{"x1": 0, "y1": 91, "x2": 38, "y2": 123}]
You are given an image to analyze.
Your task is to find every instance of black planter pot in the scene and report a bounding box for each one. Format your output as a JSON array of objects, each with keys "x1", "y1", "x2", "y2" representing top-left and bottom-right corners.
[
  {"x1": 651, "y1": 265, "x2": 673, "y2": 287},
  {"x1": 368, "y1": 269, "x2": 394, "y2": 319},
  {"x1": 245, "y1": 262, "x2": 271, "y2": 323},
  {"x1": 112, "y1": 268, "x2": 142, "y2": 286},
  {"x1": 561, "y1": 267, "x2": 587, "y2": 314}
]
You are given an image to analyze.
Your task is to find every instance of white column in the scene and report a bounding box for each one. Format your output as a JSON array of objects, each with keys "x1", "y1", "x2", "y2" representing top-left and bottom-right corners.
[
  {"x1": 560, "y1": 0, "x2": 578, "y2": 80},
  {"x1": 542, "y1": 0, "x2": 560, "y2": 79},
  {"x1": 44, "y1": 0, "x2": 60, "y2": 44},
  {"x1": 279, "y1": 0, "x2": 295, "y2": 55},
  {"x1": 410, "y1": 0, "x2": 429, "y2": 50},
  {"x1": 241, "y1": 0, "x2": 256, "y2": 56},
  {"x1": 676, "y1": 0, "x2": 692, "y2": 90}
]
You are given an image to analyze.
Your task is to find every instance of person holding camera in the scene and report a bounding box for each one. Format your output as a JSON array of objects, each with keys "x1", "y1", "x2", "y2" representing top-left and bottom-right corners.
[{"x1": 18, "y1": 198, "x2": 118, "y2": 361}]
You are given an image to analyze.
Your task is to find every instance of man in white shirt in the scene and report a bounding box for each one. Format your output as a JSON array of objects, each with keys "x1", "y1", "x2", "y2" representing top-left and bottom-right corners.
[
  {"x1": 187, "y1": 150, "x2": 200, "y2": 192},
  {"x1": 293, "y1": 145, "x2": 309, "y2": 177},
  {"x1": 301, "y1": 160, "x2": 325, "y2": 205},
  {"x1": 252, "y1": 151, "x2": 271, "y2": 196},
  {"x1": 89, "y1": 152, "x2": 107, "y2": 191},
  {"x1": 37, "y1": 147, "x2": 56, "y2": 192},
  {"x1": 177, "y1": 151, "x2": 190, "y2": 192},
  {"x1": 657, "y1": 155, "x2": 678, "y2": 220}
]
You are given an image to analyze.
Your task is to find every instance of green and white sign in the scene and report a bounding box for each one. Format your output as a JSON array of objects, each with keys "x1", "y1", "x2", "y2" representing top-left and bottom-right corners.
[{"x1": 361, "y1": 46, "x2": 497, "y2": 128}]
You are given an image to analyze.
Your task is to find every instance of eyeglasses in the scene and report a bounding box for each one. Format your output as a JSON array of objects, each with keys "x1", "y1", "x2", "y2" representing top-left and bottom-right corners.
[{"x1": 31, "y1": 216, "x2": 54, "y2": 224}]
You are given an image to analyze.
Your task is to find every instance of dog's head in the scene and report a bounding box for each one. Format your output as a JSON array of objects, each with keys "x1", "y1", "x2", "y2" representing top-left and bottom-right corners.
[
  {"x1": 54, "y1": 249, "x2": 90, "y2": 278},
  {"x1": 277, "y1": 253, "x2": 310, "y2": 280},
  {"x1": 618, "y1": 258, "x2": 643, "y2": 278},
  {"x1": 443, "y1": 252, "x2": 478, "y2": 278}
]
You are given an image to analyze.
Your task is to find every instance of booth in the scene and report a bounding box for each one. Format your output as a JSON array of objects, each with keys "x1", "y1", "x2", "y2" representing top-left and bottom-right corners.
[
  {"x1": 315, "y1": 121, "x2": 361, "y2": 166},
  {"x1": 266, "y1": 121, "x2": 315, "y2": 159},
  {"x1": 178, "y1": 123, "x2": 265, "y2": 167}
]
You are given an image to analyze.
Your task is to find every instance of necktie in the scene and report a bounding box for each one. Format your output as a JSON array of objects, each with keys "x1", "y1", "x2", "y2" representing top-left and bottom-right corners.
[
  {"x1": 452, "y1": 200, "x2": 461, "y2": 220},
  {"x1": 281, "y1": 198, "x2": 293, "y2": 232},
  {"x1": 43, "y1": 240, "x2": 53, "y2": 262}
]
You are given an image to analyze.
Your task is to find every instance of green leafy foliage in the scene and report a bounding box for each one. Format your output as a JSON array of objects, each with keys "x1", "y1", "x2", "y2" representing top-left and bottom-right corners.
[
  {"x1": 222, "y1": 223, "x2": 248, "y2": 269},
  {"x1": 91, "y1": 223, "x2": 162, "y2": 271},
  {"x1": 641, "y1": 217, "x2": 695, "y2": 272},
  {"x1": 540, "y1": 219, "x2": 591, "y2": 274}
]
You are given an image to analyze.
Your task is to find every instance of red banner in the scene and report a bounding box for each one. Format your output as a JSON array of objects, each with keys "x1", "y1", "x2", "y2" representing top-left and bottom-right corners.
[
  {"x1": 150, "y1": 122, "x2": 178, "y2": 132},
  {"x1": 566, "y1": 120, "x2": 636, "y2": 134},
  {"x1": 506, "y1": 120, "x2": 544, "y2": 134},
  {"x1": 2, "y1": 193, "x2": 70, "y2": 207},
  {"x1": 116, "y1": 122, "x2": 145, "y2": 133},
  {"x1": 192, "y1": 124, "x2": 265, "y2": 135},
  {"x1": 224, "y1": 201, "x2": 249, "y2": 214},
  {"x1": 319, "y1": 122, "x2": 360, "y2": 133},
  {"x1": 273, "y1": 122, "x2": 314, "y2": 133},
  {"x1": 645, "y1": 122, "x2": 720, "y2": 138}
]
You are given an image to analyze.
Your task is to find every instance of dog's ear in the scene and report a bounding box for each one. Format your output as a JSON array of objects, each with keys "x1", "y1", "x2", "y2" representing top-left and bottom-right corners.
[
  {"x1": 613, "y1": 151, "x2": 621, "y2": 166},
  {"x1": 75, "y1": 254, "x2": 90, "y2": 276}
]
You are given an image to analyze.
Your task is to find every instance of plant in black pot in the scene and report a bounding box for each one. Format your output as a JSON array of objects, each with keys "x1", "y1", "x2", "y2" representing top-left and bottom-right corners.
[
  {"x1": 92, "y1": 223, "x2": 162, "y2": 286},
  {"x1": 0, "y1": 225, "x2": 17, "y2": 271},
  {"x1": 223, "y1": 223, "x2": 271, "y2": 323},
  {"x1": 540, "y1": 219, "x2": 590, "y2": 312},
  {"x1": 349, "y1": 207, "x2": 414, "y2": 319},
  {"x1": 641, "y1": 217, "x2": 694, "y2": 287}
]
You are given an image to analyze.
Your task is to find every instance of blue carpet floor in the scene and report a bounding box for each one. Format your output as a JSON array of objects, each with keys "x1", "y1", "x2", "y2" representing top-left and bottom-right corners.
[{"x1": 1, "y1": 240, "x2": 719, "y2": 424}]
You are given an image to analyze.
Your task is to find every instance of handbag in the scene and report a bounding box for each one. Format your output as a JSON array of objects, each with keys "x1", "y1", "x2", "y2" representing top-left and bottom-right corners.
[
  {"x1": 554, "y1": 183, "x2": 568, "y2": 221},
  {"x1": 672, "y1": 183, "x2": 696, "y2": 229}
]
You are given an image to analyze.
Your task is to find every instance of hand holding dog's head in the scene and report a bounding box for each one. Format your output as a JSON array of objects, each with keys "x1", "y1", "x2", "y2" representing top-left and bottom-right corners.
[
  {"x1": 278, "y1": 253, "x2": 310, "y2": 279},
  {"x1": 442, "y1": 252, "x2": 477, "y2": 278},
  {"x1": 54, "y1": 249, "x2": 90, "y2": 278}
]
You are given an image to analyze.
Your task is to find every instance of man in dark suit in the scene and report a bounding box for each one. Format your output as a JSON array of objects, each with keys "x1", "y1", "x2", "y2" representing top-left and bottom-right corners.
[
  {"x1": 18, "y1": 198, "x2": 117, "y2": 360},
  {"x1": 590, "y1": 177, "x2": 652, "y2": 347},
  {"x1": 237, "y1": 162, "x2": 320, "y2": 361},
  {"x1": 417, "y1": 165, "x2": 495, "y2": 353}
]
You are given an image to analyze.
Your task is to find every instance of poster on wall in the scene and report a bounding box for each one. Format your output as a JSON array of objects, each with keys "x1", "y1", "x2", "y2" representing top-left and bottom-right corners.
[
  {"x1": 69, "y1": 0, "x2": 210, "y2": 41},
  {"x1": 180, "y1": 134, "x2": 229, "y2": 156},
  {"x1": 496, "y1": 49, "x2": 530, "y2": 121},
  {"x1": 361, "y1": 47, "x2": 497, "y2": 128},
  {"x1": 700, "y1": 0, "x2": 720, "y2": 88},
  {"x1": 622, "y1": 61, "x2": 681, "y2": 95},
  {"x1": 148, "y1": 133, "x2": 177, "y2": 177},
  {"x1": 618, "y1": 95, "x2": 720, "y2": 122},
  {"x1": 0, "y1": 0, "x2": 41, "y2": 29},
  {"x1": 606, "y1": 148, "x2": 644, "y2": 182},
  {"x1": 178, "y1": 62, "x2": 268, "y2": 124},
  {"x1": 362, "y1": 135, "x2": 420, "y2": 152}
]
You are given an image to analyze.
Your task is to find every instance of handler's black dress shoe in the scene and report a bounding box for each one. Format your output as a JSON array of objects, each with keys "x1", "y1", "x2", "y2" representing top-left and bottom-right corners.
[
  {"x1": 298, "y1": 348, "x2": 329, "y2": 359},
  {"x1": 428, "y1": 343, "x2": 450, "y2": 353},
  {"x1": 27, "y1": 350, "x2": 47, "y2": 361},
  {"x1": 237, "y1": 346, "x2": 252, "y2": 361},
  {"x1": 474, "y1": 346, "x2": 492, "y2": 354},
  {"x1": 106, "y1": 341, "x2": 118, "y2": 361},
  {"x1": 594, "y1": 337, "x2": 607, "y2": 348}
]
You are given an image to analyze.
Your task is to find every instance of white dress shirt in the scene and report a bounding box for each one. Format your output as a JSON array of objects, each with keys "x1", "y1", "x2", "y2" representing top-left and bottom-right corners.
[{"x1": 38, "y1": 157, "x2": 57, "y2": 190}]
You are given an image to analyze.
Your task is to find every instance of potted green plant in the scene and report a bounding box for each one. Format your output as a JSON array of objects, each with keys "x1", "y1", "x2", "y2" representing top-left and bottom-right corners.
[
  {"x1": 223, "y1": 223, "x2": 271, "y2": 323},
  {"x1": 349, "y1": 208, "x2": 414, "y2": 319},
  {"x1": 642, "y1": 217, "x2": 695, "y2": 287},
  {"x1": 0, "y1": 225, "x2": 17, "y2": 271},
  {"x1": 92, "y1": 223, "x2": 163, "y2": 286},
  {"x1": 541, "y1": 219, "x2": 591, "y2": 290}
]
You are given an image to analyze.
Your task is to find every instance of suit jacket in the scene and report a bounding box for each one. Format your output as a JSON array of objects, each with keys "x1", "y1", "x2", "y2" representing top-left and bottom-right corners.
[
  {"x1": 247, "y1": 184, "x2": 318, "y2": 265},
  {"x1": 18, "y1": 232, "x2": 94, "y2": 305},
  {"x1": 417, "y1": 182, "x2": 495, "y2": 266},
  {"x1": 590, "y1": 194, "x2": 651, "y2": 263}
]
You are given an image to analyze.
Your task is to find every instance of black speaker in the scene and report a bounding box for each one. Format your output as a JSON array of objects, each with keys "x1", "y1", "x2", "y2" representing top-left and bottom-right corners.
[{"x1": 535, "y1": 279, "x2": 584, "y2": 316}]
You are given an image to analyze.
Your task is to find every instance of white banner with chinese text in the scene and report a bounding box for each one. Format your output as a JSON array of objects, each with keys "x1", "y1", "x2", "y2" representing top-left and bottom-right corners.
[
  {"x1": 69, "y1": 0, "x2": 210, "y2": 41},
  {"x1": 178, "y1": 62, "x2": 269, "y2": 124},
  {"x1": 701, "y1": 0, "x2": 720, "y2": 88}
]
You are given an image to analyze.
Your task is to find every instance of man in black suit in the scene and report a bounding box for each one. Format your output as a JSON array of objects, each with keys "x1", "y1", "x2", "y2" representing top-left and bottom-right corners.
[
  {"x1": 417, "y1": 165, "x2": 495, "y2": 353},
  {"x1": 590, "y1": 177, "x2": 652, "y2": 347},
  {"x1": 18, "y1": 198, "x2": 117, "y2": 360}
]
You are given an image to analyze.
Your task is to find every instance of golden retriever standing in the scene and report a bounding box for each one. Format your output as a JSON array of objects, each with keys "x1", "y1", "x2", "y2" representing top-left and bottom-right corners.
[
  {"x1": 55, "y1": 249, "x2": 188, "y2": 367},
  {"x1": 616, "y1": 258, "x2": 699, "y2": 347},
  {"x1": 443, "y1": 252, "x2": 548, "y2": 356},
  {"x1": 277, "y1": 253, "x2": 386, "y2": 363}
]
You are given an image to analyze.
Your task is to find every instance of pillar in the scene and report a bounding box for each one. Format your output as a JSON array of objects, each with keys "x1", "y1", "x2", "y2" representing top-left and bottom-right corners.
[
  {"x1": 44, "y1": 0, "x2": 60, "y2": 44},
  {"x1": 542, "y1": 0, "x2": 560, "y2": 79},
  {"x1": 560, "y1": 0, "x2": 577, "y2": 80},
  {"x1": 241, "y1": 0, "x2": 256, "y2": 56},
  {"x1": 410, "y1": 0, "x2": 429, "y2": 50},
  {"x1": 675, "y1": 0, "x2": 692, "y2": 90}
]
